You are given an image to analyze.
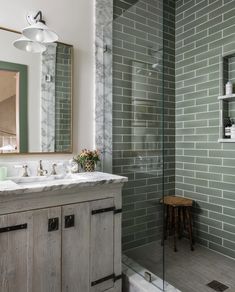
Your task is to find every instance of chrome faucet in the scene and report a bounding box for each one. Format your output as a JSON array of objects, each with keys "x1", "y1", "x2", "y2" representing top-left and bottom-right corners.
[{"x1": 37, "y1": 160, "x2": 48, "y2": 176}]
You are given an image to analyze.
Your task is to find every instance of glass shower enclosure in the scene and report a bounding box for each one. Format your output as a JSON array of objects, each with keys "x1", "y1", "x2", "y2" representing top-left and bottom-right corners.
[
  {"x1": 102, "y1": 0, "x2": 175, "y2": 290},
  {"x1": 101, "y1": 1, "x2": 235, "y2": 291}
]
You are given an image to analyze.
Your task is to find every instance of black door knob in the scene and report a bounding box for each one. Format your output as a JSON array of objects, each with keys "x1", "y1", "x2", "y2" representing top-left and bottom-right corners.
[
  {"x1": 48, "y1": 217, "x2": 59, "y2": 232},
  {"x1": 64, "y1": 215, "x2": 75, "y2": 228}
]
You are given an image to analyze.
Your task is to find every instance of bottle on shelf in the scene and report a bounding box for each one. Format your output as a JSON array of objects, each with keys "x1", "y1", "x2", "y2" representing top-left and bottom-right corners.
[
  {"x1": 224, "y1": 117, "x2": 232, "y2": 138},
  {"x1": 226, "y1": 81, "x2": 233, "y2": 95},
  {"x1": 231, "y1": 119, "x2": 235, "y2": 139}
]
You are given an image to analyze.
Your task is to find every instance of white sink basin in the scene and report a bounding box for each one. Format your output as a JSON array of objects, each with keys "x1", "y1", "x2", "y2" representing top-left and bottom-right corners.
[
  {"x1": 10, "y1": 174, "x2": 65, "y2": 184},
  {"x1": 9, "y1": 173, "x2": 88, "y2": 185}
]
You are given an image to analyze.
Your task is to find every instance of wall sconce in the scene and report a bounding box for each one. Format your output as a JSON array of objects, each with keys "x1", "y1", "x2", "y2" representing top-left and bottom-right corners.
[
  {"x1": 23, "y1": 11, "x2": 58, "y2": 43},
  {"x1": 13, "y1": 10, "x2": 58, "y2": 53},
  {"x1": 13, "y1": 36, "x2": 46, "y2": 53}
]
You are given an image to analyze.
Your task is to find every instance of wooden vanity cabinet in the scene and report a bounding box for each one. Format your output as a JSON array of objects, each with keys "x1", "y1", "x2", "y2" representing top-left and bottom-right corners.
[
  {"x1": 62, "y1": 202, "x2": 90, "y2": 292},
  {"x1": 90, "y1": 198, "x2": 116, "y2": 292},
  {"x1": 0, "y1": 207, "x2": 61, "y2": 292},
  {"x1": 0, "y1": 193, "x2": 122, "y2": 292}
]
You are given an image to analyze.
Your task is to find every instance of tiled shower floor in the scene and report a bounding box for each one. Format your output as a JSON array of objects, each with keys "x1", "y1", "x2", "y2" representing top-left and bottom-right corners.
[{"x1": 126, "y1": 239, "x2": 235, "y2": 292}]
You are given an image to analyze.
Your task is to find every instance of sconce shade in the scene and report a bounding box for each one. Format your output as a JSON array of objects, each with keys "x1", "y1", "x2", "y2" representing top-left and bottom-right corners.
[
  {"x1": 13, "y1": 36, "x2": 46, "y2": 53},
  {"x1": 22, "y1": 21, "x2": 58, "y2": 43}
]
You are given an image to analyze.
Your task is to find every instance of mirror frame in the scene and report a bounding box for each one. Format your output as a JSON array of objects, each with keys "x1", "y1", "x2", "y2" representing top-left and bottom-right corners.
[{"x1": 0, "y1": 26, "x2": 73, "y2": 155}]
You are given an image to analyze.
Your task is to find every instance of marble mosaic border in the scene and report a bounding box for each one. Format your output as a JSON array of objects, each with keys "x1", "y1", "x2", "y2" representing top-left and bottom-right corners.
[{"x1": 94, "y1": 0, "x2": 113, "y2": 173}]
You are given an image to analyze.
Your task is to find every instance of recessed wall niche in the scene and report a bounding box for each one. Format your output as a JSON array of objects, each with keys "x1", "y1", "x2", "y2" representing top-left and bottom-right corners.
[{"x1": 218, "y1": 53, "x2": 235, "y2": 142}]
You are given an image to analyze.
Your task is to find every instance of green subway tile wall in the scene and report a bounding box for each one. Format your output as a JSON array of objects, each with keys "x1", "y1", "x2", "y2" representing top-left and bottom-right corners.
[
  {"x1": 114, "y1": 0, "x2": 139, "y2": 19},
  {"x1": 55, "y1": 43, "x2": 72, "y2": 152},
  {"x1": 113, "y1": 0, "x2": 175, "y2": 250},
  {"x1": 176, "y1": 0, "x2": 235, "y2": 259}
]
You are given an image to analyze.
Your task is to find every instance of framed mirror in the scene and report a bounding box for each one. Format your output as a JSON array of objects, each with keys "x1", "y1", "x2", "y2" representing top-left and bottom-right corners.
[{"x1": 0, "y1": 27, "x2": 73, "y2": 154}]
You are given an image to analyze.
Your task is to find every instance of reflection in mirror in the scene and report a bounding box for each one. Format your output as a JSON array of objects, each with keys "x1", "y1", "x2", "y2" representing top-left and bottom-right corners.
[
  {"x1": 0, "y1": 70, "x2": 18, "y2": 153},
  {"x1": 0, "y1": 61, "x2": 28, "y2": 154},
  {"x1": 0, "y1": 28, "x2": 73, "y2": 154}
]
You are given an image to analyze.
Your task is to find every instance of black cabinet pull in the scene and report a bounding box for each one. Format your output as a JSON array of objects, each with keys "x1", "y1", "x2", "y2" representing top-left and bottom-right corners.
[
  {"x1": 64, "y1": 215, "x2": 75, "y2": 228},
  {"x1": 91, "y1": 274, "x2": 122, "y2": 286},
  {"x1": 91, "y1": 207, "x2": 122, "y2": 215},
  {"x1": 48, "y1": 217, "x2": 59, "y2": 232},
  {"x1": 0, "y1": 223, "x2": 27, "y2": 233}
]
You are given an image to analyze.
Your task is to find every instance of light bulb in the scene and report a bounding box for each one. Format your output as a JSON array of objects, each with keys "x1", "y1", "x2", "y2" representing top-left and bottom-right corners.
[
  {"x1": 35, "y1": 30, "x2": 44, "y2": 42},
  {"x1": 26, "y1": 43, "x2": 33, "y2": 52}
]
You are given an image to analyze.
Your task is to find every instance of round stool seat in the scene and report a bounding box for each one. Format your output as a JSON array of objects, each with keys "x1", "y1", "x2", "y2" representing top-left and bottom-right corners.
[{"x1": 161, "y1": 195, "x2": 193, "y2": 207}]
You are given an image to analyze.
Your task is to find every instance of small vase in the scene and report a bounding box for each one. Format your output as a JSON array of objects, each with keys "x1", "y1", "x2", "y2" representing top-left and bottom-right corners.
[
  {"x1": 71, "y1": 161, "x2": 79, "y2": 173},
  {"x1": 84, "y1": 160, "x2": 95, "y2": 172}
]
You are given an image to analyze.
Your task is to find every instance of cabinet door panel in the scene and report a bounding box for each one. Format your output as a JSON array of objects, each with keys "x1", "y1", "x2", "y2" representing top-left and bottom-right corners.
[
  {"x1": 0, "y1": 211, "x2": 32, "y2": 292},
  {"x1": 62, "y1": 202, "x2": 90, "y2": 292},
  {"x1": 32, "y1": 207, "x2": 61, "y2": 292},
  {"x1": 90, "y1": 198, "x2": 114, "y2": 292}
]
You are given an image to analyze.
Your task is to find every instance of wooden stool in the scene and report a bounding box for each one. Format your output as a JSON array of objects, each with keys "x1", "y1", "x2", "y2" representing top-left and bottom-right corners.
[{"x1": 160, "y1": 196, "x2": 194, "y2": 252}]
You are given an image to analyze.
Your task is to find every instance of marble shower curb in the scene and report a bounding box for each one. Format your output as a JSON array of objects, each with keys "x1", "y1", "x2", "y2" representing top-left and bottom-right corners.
[{"x1": 122, "y1": 255, "x2": 181, "y2": 292}]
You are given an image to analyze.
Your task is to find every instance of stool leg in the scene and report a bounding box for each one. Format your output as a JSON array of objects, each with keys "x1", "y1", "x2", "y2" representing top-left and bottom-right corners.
[
  {"x1": 169, "y1": 205, "x2": 173, "y2": 235},
  {"x1": 161, "y1": 205, "x2": 168, "y2": 246},
  {"x1": 165, "y1": 205, "x2": 169, "y2": 240},
  {"x1": 173, "y1": 207, "x2": 178, "y2": 252},
  {"x1": 186, "y1": 207, "x2": 194, "y2": 251},
  {"x1": 179, "y1": 207, "x2": 184, "y2": 239},
  {"x1": 183, "y1": 207, "x2": 186, "y2": 230}
]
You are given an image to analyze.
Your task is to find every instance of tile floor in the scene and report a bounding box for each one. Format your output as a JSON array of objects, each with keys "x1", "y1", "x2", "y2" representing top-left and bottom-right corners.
[{"x1": 126, "y1": 239, "x2": 235, "y2": 292}]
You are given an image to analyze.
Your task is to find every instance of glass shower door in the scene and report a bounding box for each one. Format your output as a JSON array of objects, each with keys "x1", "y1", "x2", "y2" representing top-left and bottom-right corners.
[{"x1": 102, "y1": 0, "x2": 173, "y2": 290}]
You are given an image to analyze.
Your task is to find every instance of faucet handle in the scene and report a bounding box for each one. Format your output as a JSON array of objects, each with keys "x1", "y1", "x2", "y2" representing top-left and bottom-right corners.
[
  {"x1": 51, "y1": 163, "x2": 57, "y2": 175},
  {"x1": 14, "y1": 164, "x2": 30, "y2": 177},
  {"x1": 22, "y1": 165, "x2": 29, "y2": 177},
  {"x1": 43, "y1": 169, "x2": 48, "y2": 176}
]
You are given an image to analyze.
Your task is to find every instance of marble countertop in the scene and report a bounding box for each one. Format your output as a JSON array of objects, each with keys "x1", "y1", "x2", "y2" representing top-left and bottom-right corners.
[{"x1": 0, "y1": 172, "x2": 128, "y2": 196}]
